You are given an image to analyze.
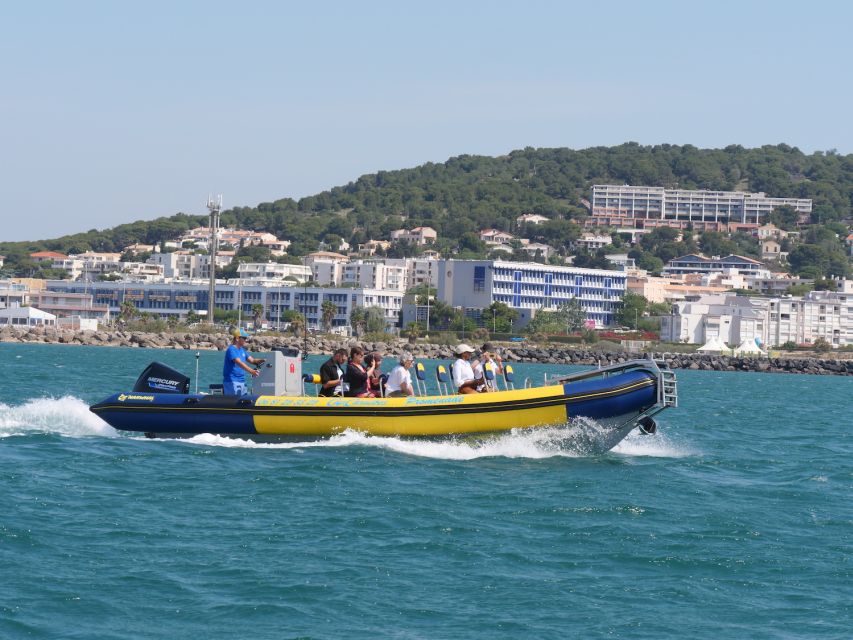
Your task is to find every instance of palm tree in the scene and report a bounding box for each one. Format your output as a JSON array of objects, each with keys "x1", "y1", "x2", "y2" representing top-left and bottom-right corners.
[
  {"x1": 321, "y1": 300, "x2": 337, "y2": 333},
  {"x1": 350, "y1": 307, "x2": 367, "y2": 338},
  {"x1": 119, "y1": 299, "x2": 137, "y2": 322},
  {"x1": 251, "y1": 303, "x2": 264, "y2": 330},
  {"x1": 405, "y1": 322, "x2": 421, "y2": 344}
]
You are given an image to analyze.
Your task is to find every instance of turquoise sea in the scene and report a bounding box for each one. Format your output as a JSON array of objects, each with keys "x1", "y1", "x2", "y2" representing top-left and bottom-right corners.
[{"x1": 1, "y1": 343, "x2": 850, "y2": 639}]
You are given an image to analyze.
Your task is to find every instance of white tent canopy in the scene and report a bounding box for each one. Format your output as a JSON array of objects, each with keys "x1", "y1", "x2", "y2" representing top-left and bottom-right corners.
[
  {"x1": 697, "y1": 336, "x2": 728, "y2": 353},
  {"x1": 732, "y1": 339, "x2": 767, "y2": 355}
]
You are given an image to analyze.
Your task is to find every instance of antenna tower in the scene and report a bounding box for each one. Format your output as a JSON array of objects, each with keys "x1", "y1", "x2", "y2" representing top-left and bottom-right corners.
[{"x1": 207, "y1": 194, "x2": 222, "y2": 326}]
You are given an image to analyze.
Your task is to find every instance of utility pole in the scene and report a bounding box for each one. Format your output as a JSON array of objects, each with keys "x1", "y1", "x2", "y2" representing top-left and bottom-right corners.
[{"x1": 207, "y1": 194, "x2": 222, "y2": 327}]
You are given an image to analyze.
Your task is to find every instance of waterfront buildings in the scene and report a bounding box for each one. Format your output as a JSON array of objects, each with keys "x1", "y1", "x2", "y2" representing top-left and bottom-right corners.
[
  {"x1": 589, "y1": 185, "x2": 812, "y2": 231},
  {"x1": 432, "y1": 259, "x2": 627, "y2": 328},
  {"x1": 660, "y1": 282, "x2": 852, "y2": 347},
  {"x1": 45, "y1": 279, "x2": 403, "y2": 332}
]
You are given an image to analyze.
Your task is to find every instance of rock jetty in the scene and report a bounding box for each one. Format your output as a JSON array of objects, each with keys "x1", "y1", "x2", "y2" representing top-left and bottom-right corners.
[{"x1": 2, "y1": 325, "x2": 851, "y2": 376}]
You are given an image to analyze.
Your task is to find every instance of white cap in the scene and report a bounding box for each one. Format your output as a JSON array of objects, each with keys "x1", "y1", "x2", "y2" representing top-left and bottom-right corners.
[{"x1": 454, "y1": 343, "x2": 475, "y2": 355}]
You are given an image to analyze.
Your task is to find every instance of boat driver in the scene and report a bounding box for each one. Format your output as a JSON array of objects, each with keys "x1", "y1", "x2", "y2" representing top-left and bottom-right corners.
[
  {"x1": 222, "y1": 328, "x2": 265, "y2": 396},
  {"x1": 451, "y1": 343, "x2": 482, "y2": 394}
]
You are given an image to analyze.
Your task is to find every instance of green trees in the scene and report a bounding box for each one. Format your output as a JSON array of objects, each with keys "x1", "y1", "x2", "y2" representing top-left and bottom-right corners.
[
  {"x1": 615, "y1": 292, "x2": 648, "y2": 329},
  {"x1": 320, "y1": 300, "x2": 337, "y2": 332},
  {"x1": 1, "y1": 143, "x2": 849, "y2": 280},
  {"x1": 525, "y1": 299, "x2": 587, "y2": 335}
]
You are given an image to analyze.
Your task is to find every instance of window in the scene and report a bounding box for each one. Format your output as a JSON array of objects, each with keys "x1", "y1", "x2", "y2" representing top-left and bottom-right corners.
[{"x1": 473, "y1": 266, "x2": 486, "y2": 293}]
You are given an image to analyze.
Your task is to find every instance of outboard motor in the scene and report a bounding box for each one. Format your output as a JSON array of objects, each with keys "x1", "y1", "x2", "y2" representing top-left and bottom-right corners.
[
  {"x1": 637, "y1": 416, "x2": 657, "y2": 435},
  {"x1": 133, "y1": 362, "x2": 190, "y2": 394}
]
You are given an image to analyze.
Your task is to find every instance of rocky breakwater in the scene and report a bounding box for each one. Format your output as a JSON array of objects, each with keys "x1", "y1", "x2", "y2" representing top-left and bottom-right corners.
[
  {"x1": 504, "y1": 346, "x2": 853, "y2": 376},
  {"x1": 2, "y1": 326, "x2": 851, "y2": 376}
]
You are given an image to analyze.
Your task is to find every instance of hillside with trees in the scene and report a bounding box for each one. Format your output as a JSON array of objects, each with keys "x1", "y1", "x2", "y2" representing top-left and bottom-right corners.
[{"x1": 2, "y1": 143, "x2": 851, "y2": 278}]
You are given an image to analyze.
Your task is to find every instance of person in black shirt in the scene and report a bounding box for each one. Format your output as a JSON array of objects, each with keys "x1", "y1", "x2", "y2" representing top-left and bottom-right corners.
[
  {"x1": 345, "y1": 346, "x2": 376, "y2": 397},
  {"x1": 318, "y1": 348, "x2": 348, "y2": 397}
]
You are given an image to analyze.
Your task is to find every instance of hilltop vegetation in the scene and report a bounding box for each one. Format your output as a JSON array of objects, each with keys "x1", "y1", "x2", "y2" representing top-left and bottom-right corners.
[{"x1": 2, "y1": 143, "x2": 851, "y2": 278}]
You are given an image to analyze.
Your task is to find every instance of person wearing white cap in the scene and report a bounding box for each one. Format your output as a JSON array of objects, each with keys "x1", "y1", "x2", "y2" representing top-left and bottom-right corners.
[
  {"x1": 222, "y1": 327, "x2": 265, "y2": 396},
  {"x1": 385, "y1": 352, "x2": 415, "y2": 397},
  {"x1": 451, "y1": 344, "x2": 482, "y2": 394}
]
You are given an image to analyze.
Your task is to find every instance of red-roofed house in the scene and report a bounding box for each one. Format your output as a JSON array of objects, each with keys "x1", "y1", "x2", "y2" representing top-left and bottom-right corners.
[{"x1": 30, "y1": 251, "x2": 68, "y2": 260}]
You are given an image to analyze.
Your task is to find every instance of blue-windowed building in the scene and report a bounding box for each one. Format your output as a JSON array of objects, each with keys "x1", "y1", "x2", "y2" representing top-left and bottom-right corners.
[
  {"x1": 435, "y1": 260, "x2": 627, "y2": 328},
  {"x1": 45, "y1": 280, "x2": 403, "y2": 331}
]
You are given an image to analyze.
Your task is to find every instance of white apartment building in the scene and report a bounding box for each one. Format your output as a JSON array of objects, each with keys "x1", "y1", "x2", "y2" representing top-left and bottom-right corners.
[
  {"x1": 147, "y1": 252, "x2": 220, "y2": 280},
  {"x1": 236, "y1": 262, "x2": 311, "y2": 282},
  {"x1": 308, "y1": 259, "x2": 346, "y2": 286},
  {"x1": 661, "y1": 284, "x2": 852, "y2": 347},
  {"x1": 573, "y1": 233, "x2": 613, "y2": 251},
  {"x1": 663, "y1": 254, "x2": 769, "y2": 278},
  {"x1": 342, "y1": 261, "x2": 407, "y2": 291},
  {"x1": 377, "y1": 258, "x2": 440, "y2": 290},
  {"x1": 590, "y1": 184, "x2": 812, "y2": 230},
  {"x1": 435, "y1": 259, "x2": 627, "y2": 328}
]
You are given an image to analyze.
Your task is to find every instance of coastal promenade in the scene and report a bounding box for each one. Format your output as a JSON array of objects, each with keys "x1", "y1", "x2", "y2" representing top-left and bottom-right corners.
[{"x1": 3, "y1": 325, "x2": 851, "y2": 376}]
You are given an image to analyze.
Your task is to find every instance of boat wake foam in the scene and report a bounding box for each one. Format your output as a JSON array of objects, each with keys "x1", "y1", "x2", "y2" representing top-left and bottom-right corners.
[
  {"x1": 0, "y1": 396, "x2": 117, "y2": 438},
  {"x1": 169, "y1": 417, "x2": 689, "y2": 460}
]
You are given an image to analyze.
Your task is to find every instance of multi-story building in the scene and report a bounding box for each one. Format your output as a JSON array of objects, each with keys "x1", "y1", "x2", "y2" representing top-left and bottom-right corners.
[
  {"x1": 662, "y1": 254, "x2": 769, "y2": 278},
  {"x1": 147, "y1": 252, "x2": 216, "y2": 280},
  {"x1": 45, "y1": 280, "x2": 403, "y2": 332},
  {"x1": 660, "y1": 283, "x2": 852, "y2": 347},
  {"x1": 30, "y1": 290, "x2": 110, "y2": 324},
  {"x1": 389, "y1": 226, "x2": 437, "y2": 245},
  {"x1": 342, "y1": 261, "x2": 407, "y2": 291},
  {"x1": 434, "y1": 259, "x2": 627, "y2": 328},
  {"x1": 236, "y1": 262, "x2": 311, "y2": 283},
  {"x1": 573, "y1": 233, "x2": 613, "y2": 251},
  {"x1": 589, "y1": 184, "x2": 812, "y2": 230}
]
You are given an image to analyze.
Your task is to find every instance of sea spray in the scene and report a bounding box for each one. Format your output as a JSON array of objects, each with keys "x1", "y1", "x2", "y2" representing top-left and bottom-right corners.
[{"x1": 0, "y1": 396, "x2": 116, "y2": 438}]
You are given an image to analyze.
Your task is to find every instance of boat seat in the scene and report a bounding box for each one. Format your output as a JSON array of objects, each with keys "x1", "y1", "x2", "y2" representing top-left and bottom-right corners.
[
  {"x1": 414, "y1": 361, "x2": 427, "y2": 396},
  {"x1": 503, "y1": 364, "x2": 516, "y2": 390},
  {"x1": 436, "y1": 364, "x2": 451, "y2": 395},
  {"x1": 483, "y1": 361, "x2": 501, "y2": 391}
]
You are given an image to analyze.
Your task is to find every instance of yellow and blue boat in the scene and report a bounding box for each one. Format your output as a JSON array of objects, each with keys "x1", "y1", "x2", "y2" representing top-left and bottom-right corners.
[{"x1": 90, "y1": 350, "x2": 677, "y2": 451}]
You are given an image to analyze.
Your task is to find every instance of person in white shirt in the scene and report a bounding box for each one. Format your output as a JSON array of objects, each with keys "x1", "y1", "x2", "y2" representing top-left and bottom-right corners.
[
  {"x1": 385, "y1": 352, "x2": 415, "y2": 397},
  {"x1": 451, "y1": 343, "x2": 481, "y2": 394}
]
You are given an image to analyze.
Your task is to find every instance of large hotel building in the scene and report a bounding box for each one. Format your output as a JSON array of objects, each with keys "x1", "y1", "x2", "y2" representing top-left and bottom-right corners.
[{"x1": 589, "y1": 185, "x2": 812, "y2": 231}]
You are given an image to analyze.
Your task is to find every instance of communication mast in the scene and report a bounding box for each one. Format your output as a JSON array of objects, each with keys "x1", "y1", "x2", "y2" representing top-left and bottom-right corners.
[{"x1": 207, "y1": 194, "x2": 222, "y2": 326}]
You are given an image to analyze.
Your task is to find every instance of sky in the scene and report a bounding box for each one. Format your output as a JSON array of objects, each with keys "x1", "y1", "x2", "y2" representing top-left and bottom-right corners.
[{"x1": 1, "y1": 0, "x2": 851, "y2": 242}]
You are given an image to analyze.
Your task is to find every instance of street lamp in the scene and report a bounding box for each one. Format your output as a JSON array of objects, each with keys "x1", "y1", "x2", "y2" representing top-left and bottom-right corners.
[{"x1": 492, "y1": 307, "x2": 497, "y2": 333}]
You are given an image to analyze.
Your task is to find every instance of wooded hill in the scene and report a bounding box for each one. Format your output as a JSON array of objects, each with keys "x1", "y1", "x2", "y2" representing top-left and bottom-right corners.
[{"x1": 2, "y1": 143, "x2": 851, "y2": 279}]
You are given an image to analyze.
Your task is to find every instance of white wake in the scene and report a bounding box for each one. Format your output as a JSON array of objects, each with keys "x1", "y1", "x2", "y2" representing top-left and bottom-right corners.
[
  {"x1": 168, "y1": 419, "x2": 690, "y2": 460},
  {"x1": 0, "y1": 396, "x2": 117, "y2": 438}
]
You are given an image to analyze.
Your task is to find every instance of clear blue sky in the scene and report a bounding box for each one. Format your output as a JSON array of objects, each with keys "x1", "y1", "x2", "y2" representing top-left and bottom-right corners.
[{"x1": 1, "y1": 0, "x2": 850, "y2": 242}]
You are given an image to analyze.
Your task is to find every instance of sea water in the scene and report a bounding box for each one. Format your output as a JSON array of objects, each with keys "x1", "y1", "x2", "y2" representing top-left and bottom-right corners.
[{"x1": 0, "y1": 343, "x2": 850, "y2": 639}]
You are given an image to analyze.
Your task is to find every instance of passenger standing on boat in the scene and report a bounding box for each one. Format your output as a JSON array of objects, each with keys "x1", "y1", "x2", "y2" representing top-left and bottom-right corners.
[
  {"x1": 473, "y1": 343, "x2": 503, "y2": 392},
  {"x1": 385, "y1": 352, "x2": 415, "y2": 397},
  {"x1": 451, "y1": 344, "x2": 482, "y2": 394},
  {"x1": 345, "y1": 347, "x2": 377, "y2": 397},
  {"x1": 318, "y1": 348, "x2": 349, "y2": 397},
  {"x1": 222, "y1": 328, "x2": 265, "y2": 396}
]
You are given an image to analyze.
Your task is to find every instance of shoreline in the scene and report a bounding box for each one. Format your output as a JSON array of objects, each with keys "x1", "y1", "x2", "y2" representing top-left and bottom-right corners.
[{"x1": 3, "y1": 326, "x2": 851, "y2": 376}]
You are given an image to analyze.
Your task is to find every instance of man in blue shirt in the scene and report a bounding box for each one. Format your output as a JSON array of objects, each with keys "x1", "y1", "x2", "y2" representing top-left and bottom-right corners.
[{"x1": 222, "y1": 328, "x2": 265, "y2": 396}]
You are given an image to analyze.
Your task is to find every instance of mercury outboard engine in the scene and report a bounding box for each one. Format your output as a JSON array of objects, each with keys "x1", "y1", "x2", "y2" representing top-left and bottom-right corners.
[{"x1": 133, "y1": 362, "x2": 190, "y2": 394}]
